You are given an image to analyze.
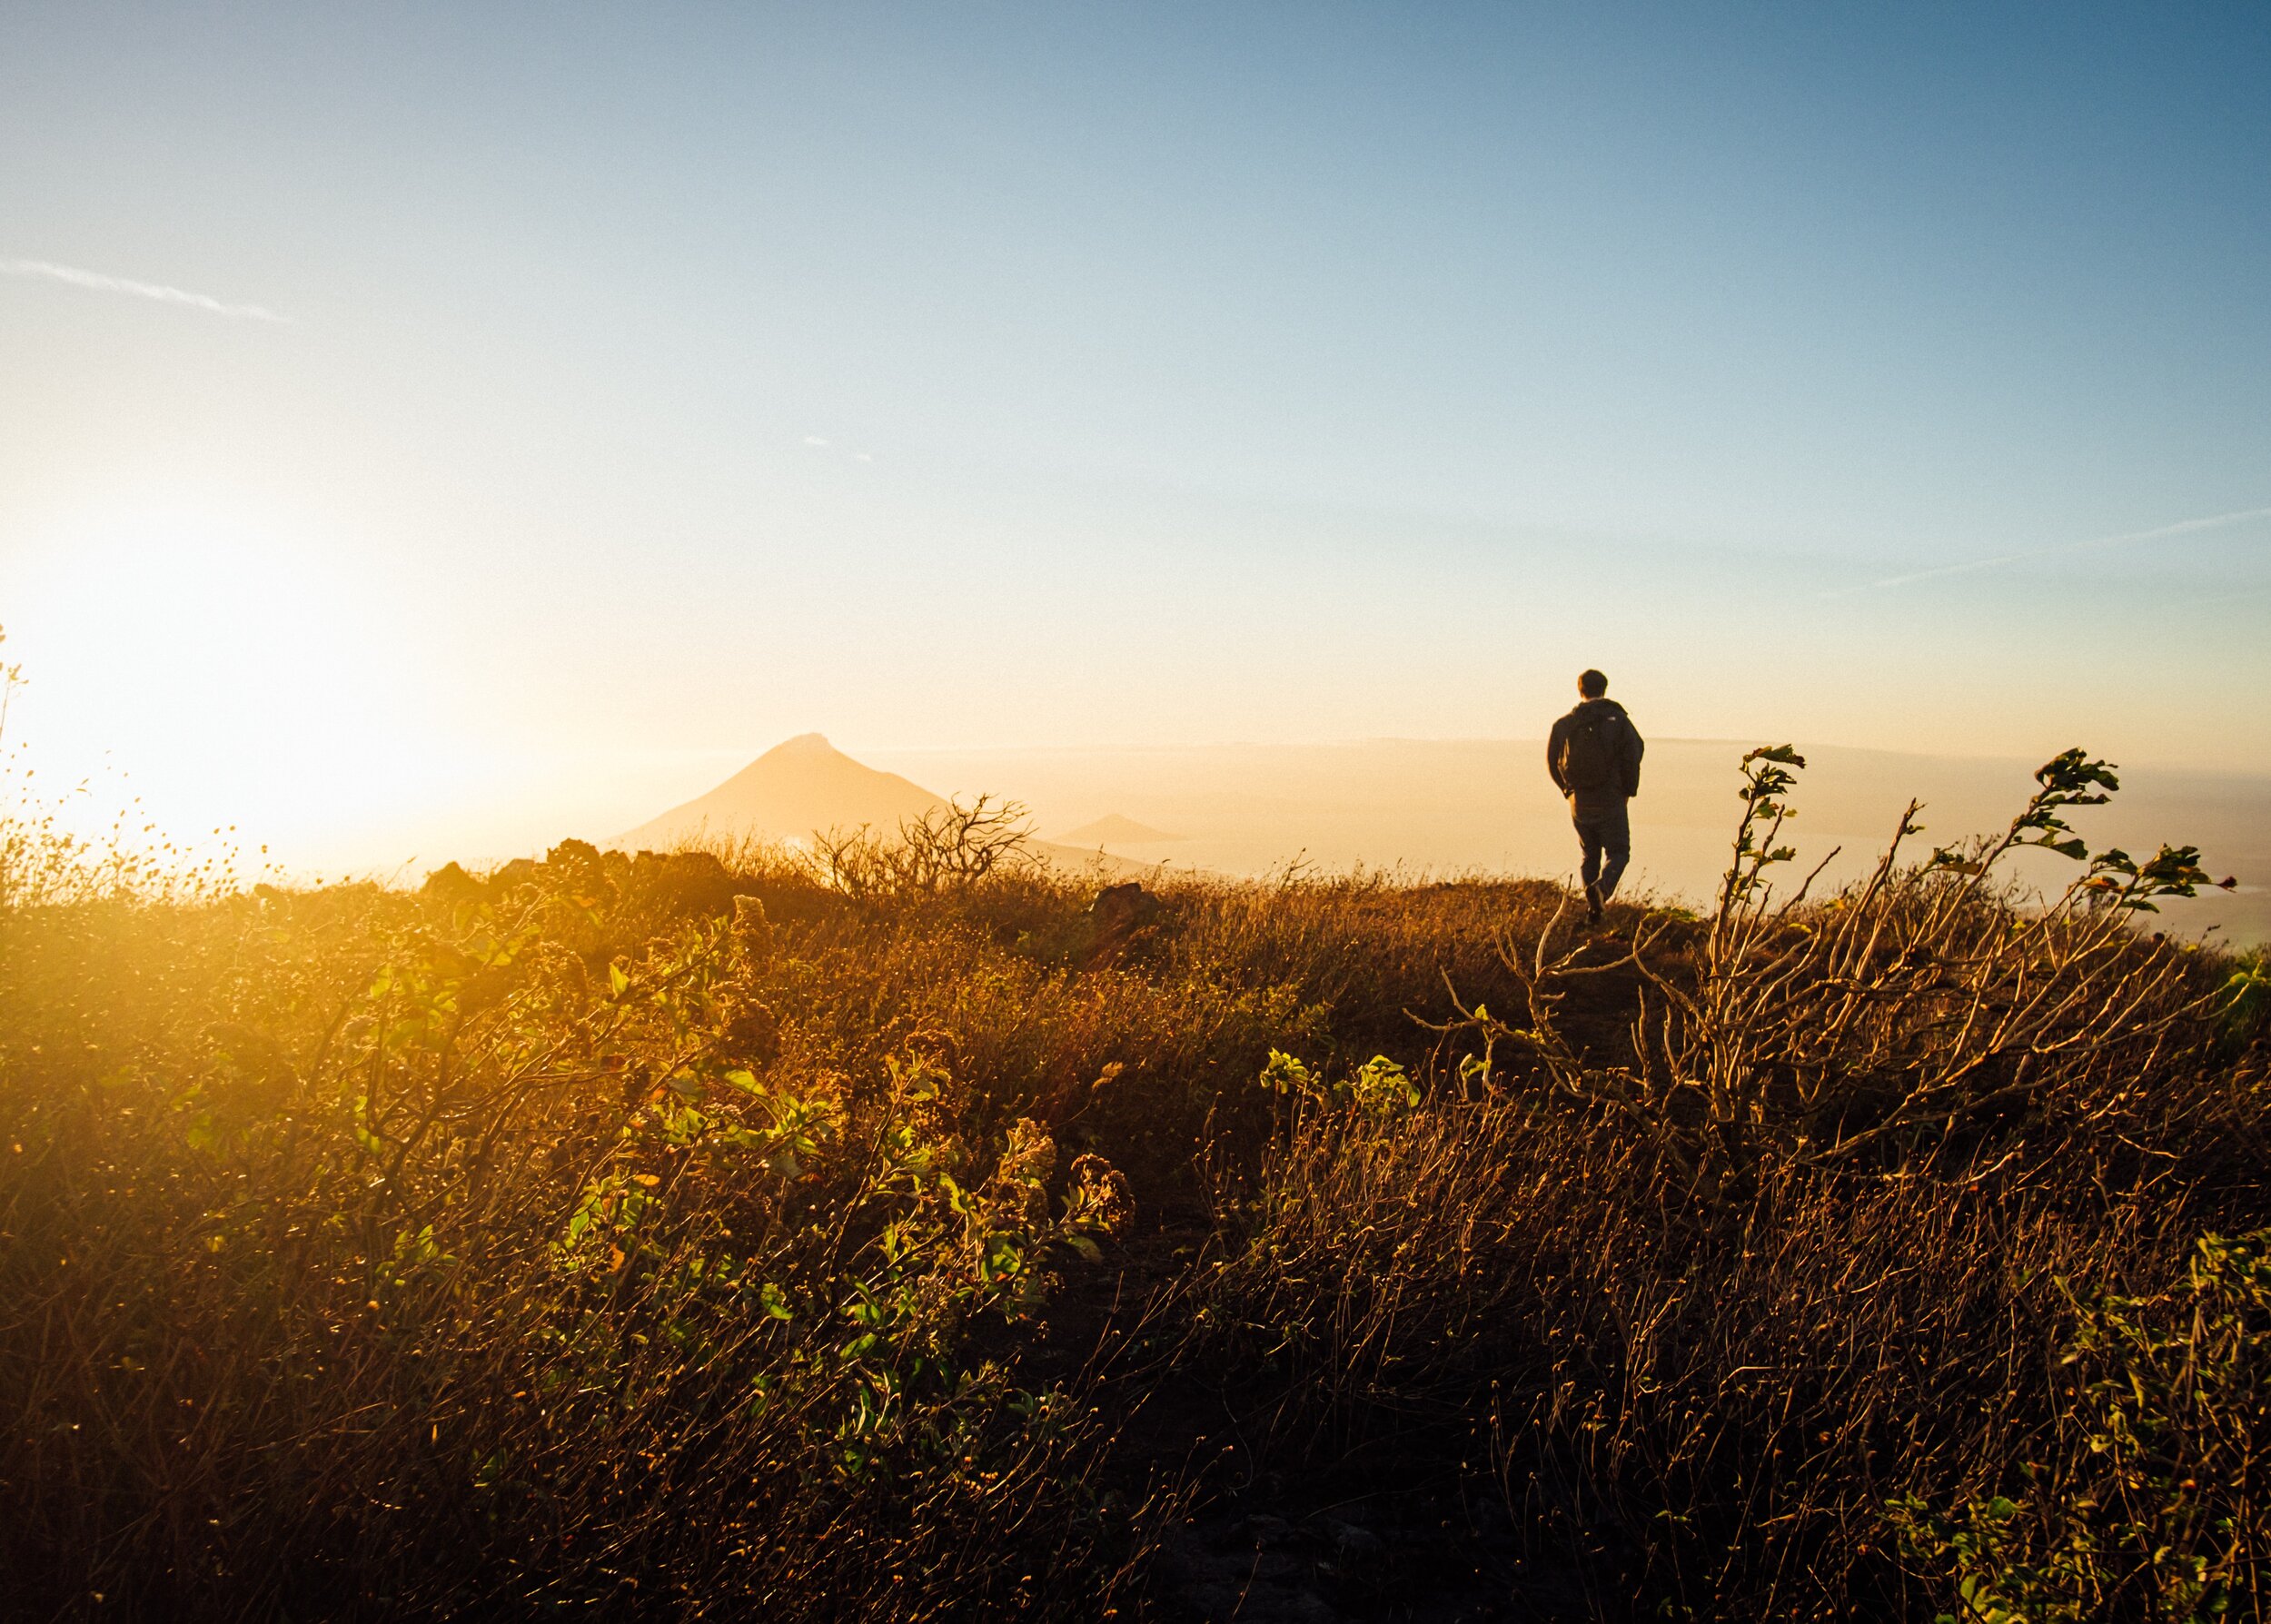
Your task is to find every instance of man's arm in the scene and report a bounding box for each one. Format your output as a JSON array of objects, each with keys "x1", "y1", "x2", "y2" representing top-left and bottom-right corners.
[
  {"x1": 1546, "y1": 718, "x2": 1570, "y2": 794},
  {"x1": 1621, "y1": 716, "x2": 1645, "y2": 797}
]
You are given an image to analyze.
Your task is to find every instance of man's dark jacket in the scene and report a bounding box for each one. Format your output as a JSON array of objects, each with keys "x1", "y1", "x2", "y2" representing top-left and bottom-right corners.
[{"x1": 1548, "y1": 698, "x2": 1645, "y2": 812}]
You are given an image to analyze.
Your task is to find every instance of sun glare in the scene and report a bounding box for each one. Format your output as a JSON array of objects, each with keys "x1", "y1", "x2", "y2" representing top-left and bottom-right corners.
[{"x1": 4, "y1": 505, "x2": 448, "y2": 867}]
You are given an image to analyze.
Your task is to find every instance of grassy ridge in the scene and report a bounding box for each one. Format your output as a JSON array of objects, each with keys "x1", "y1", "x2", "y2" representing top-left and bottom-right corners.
[{"x1": 2, "y1": 757, "x2": 2266, "y2": 1619}]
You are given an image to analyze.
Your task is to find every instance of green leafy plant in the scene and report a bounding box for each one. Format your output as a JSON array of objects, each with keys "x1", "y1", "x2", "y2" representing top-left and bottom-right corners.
[
  {"x1": 1258, "y1": 1047, "x2": 1419, "y2": 1118},
  {"x1": 1893, "y1": 1230, "x2": 2271, "y2": 1621}
]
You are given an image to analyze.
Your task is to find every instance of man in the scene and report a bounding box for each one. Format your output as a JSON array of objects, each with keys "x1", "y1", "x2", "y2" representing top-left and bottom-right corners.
[{"x1": 1547, "y1": 669, "x2": 1644, "y2": 924}]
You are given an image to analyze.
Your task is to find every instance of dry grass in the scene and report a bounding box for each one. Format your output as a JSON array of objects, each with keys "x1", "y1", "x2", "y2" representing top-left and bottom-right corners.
[{"x1": 2, "y1": 751, "x2": 2266, "y2": 1619}]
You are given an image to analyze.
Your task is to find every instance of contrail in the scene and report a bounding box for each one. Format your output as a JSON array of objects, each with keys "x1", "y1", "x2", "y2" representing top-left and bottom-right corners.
[
  {"x1": 0, "y1": 257, "x2": 293, "y2": 323},
  {"x1": 1823, "y1": 505, "x2": 2271, "y2": 599}
]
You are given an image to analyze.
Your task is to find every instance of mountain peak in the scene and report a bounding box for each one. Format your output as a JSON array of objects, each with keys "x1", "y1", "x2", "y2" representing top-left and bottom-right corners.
[
  {"x1": 766, "y1": 732, "x2": 839, "y2": 757},
  {"x1": 615, "y1": 734, "x2": 943, "y2": 848}
]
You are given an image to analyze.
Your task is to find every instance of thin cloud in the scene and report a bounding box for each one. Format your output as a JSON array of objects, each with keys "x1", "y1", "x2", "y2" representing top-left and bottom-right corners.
[
  {"x1": 801, "y1": 435, "x2": 830, "y2": 447},
  {"x1": 0, "y1": 257, "x2": 293, "y2": 322},
  {"x1": 1823, "y1": 505, "x2": 2271, "y2": 598}
]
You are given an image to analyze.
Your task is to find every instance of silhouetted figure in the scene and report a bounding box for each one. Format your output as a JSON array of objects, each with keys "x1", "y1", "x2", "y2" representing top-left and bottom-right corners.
[{"x1": 1547, "y1": 669, "x2": 1645, "y2": 923}]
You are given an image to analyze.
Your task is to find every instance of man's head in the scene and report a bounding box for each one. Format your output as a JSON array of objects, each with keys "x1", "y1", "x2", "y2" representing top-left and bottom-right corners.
[{"x1": 1577, "y1": 668, "x2": 1608, "y2": 698}]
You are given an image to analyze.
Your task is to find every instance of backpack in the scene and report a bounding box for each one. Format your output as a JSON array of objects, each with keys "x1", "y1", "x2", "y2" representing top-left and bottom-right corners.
[{"x1": 1559, "y1": 708, "x2": 1625, "y2": 797}]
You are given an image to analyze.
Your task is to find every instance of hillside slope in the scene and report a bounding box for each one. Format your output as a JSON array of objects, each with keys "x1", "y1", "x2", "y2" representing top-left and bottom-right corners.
[
  {"x1": 1054, "y1": 813, "x2": 1185, "y2": 847},
  {"x1": 615, "y1": 733, "x2": 944, "y2": 849}
]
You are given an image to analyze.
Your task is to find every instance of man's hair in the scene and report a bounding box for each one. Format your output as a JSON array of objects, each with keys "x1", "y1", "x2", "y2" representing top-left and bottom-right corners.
[{"x1": 1578, "y1": 668, "x2": 1608, "y2": 698}]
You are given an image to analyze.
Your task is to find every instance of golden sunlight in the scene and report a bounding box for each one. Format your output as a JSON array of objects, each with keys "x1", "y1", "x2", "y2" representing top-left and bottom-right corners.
[{"x1": 5, "y1": 504, "x2": 446, "y2": 860}]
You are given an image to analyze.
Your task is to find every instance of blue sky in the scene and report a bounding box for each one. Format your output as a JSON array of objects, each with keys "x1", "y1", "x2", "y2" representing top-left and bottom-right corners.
[{"x1": 1, "y1": 4, "x2": 2266, "y2": 861}]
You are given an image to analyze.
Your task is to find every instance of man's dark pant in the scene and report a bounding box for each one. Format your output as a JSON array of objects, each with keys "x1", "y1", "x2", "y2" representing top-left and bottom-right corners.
[{"x1": 1572, "y1": 799, "x2": 1631, "y2": 914}]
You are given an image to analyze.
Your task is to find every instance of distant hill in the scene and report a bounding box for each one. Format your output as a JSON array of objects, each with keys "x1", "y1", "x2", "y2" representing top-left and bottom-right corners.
[
  {"x1": 1054, "y1": 813, "x2": 1185, "y2": 847},
  {"x1": 613, "y1": 735, "x2": 1150, "y2": 882},
  {"x1": 615, "y1": 733, "x2": 943, "y2": 849}
]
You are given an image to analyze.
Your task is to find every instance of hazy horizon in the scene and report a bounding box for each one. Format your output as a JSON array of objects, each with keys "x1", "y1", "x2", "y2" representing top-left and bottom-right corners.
[{"x1": 105, "y1": 723, "x2": 2251, "y2": 943}]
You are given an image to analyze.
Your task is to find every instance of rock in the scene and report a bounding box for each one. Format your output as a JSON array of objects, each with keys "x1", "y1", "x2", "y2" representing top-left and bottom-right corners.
[
  {"x1": 629, "y1": 848, "x2": 739, "y2": 916},
  {"x1": 1086, "y1": 881, "x2": 1165, "y2": 965},
  {"x1": 1240, "y1": 1513, "x2": 1295, "y2": 1543},
  {"x1": 1322, "y1": 1519, "x2": 1384, "y2": 1560},
  {"x1": 421, "y1": 862, "x2": 485, "y2": 905},
  {"x1": 1089, "y1": 880, "x2": 1163, "y2": 934}
]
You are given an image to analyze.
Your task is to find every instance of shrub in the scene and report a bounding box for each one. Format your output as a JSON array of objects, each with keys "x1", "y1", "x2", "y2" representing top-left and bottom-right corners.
[
  {"x1": 3, "y1": 725, "x2": 2263, "y2": 1619},
  {"x1": 1892, "y1": 1229, "x2": 2271, "y2": 1622}
]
